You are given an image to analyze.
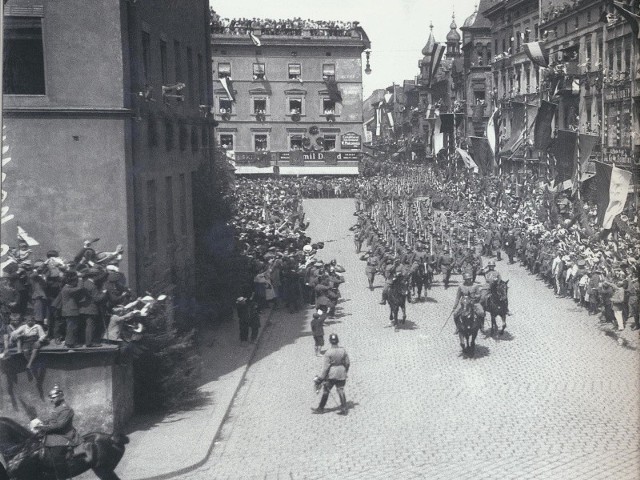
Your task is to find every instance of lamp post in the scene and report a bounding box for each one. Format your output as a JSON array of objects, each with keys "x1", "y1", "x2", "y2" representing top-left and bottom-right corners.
[{"x1": 364, "y1": 49, "x2": 372, "y2": 75}]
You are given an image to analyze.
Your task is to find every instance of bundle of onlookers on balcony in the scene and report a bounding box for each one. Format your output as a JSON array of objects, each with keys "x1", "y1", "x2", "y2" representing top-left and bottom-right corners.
[
  {"x1": 0, "y1": 239, "x2": 168, "y2": 367},
  {"x1": 210, "y1": 10, "x2": 359, "y2": 37}
]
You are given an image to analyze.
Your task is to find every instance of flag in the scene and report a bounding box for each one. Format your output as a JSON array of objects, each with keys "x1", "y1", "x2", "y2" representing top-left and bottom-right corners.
[
  {"x1": 219, "y1": 77, "x2": 235, "y2": 102},
  {"x1": 439, "y1": 113, "x2": 454, "y2": 134},
  {"x1": 433, "y1": 117, "x2": 443, "y2": 154},
  {"x1": 429, "y1": 43, "x2": 446, "y2": 87},
  {"x1": 486, "y1": 107, "x2": 499, "y2": 162},
  {"x1": 522, "y1": 42, "x2": 549, "y2": 67},
  {"x1": 324, "y1": 79, "x2": 342, "y2": 102},
  {"x1": 456, "y1": 148, "x2": 479, "y2": 173},
  {"x1": 376, "y1": 105, "x2": 382, "y2": 136},
  {"x1": 608, "y1": 0, "x2": 640, "y2": 39},
  {"x1": 550, "y1": 129, "x2": 578, "y2": 185},
  {"x1": 578, "y1": 133, "x2": 600, "y2": 172},
  {"x1": 595, "y1": 162, "x2": 632, "y2": 229},
  {"x1": 249, "y1": 32, "x2": 262, "y2": 46},
  {"x1": 387, "y1": 111, "x2": 395, "y2": 129},
  {"x1": 470, "y1": 136, "x2": 493, "y2": 174},
  {"x1": 17, "y1": 226, "x2": 39, "y2": 247},
  {"x1": 502, "y1": 102, "x2": 526, "y2": 153},
  {"x1": 534, "y1": 100, "x2": 557, "y2": 151}
]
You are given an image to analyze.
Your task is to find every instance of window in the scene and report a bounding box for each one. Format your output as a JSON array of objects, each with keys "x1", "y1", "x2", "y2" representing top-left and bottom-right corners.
[
  {"x1": 197, "y1": 53, "x2": 204, "y2": 104},
  {"x1": 524, "y1": 65, "x2": 530, "y2": 91},
  {"x1": 323, "y1": 135, "x2": 336, "y2": 151},
  {"x1": 624, "y1": 47, "x2": 631, "y2": 72},
  {"x1": 165, "y1": 120, "x2": 174, "y2": 150},
  {"x1": 574, "y1": 16, "x2": 579, "y2": 30},
  {"x1": 146, "y1": 180, "x2": 157, "y2": 252},
  {"x1": 218, "y1": 62, "x2": 231, "y2": 78},
  {"x1": 179, "y1": 174, "x2": 187, "y2": 235},
  {"x1": 290, "y1": 135, "x2": 303, "y2": 150},
  {"x1": 516, "y1": 31, "x2": 521, "y2": 51},
  {"x1": 289, "y1": 98, "x2": 303, "y2": 115},
  {"x1": 254, "y1": 134, "x2": 268, "y2": 152},
  {"x1": 474, "y1": 91, "x2": 485, "y2": 103},
  {"x1": 201, "y1": 126, "x2": 208, "y2": 147},
  {"x1": 219, "y1": 98, "x2": 233, "y2": 113},
  {"x1": 534, "y1": 24, "x2": 539, "y2": 41},
  {"x1": 253, "y1": 98, "x2": 267, "y2": 114},
  {"x1": 3, "y1": 17, "x2": 45, "y2": 94},
  {"x1": 165, "y1": 177, "x2": 175, "y2": 243},
  {"x1": 142, "y1": 31, "x2": 151, "y2": 83},
  {"x1": 148, "y1": 116, "x2": 158, "y2": 147},
  {"x1": 586, "y1": 37, "x2": 592, "y2": 68},
  {"x1": 616, "y1": 45, "x2": 622, "y2": 72},
  {"x1": 494, "y1": 40, "x2": 499, "y2": 56},
  {"x1": 160, "y1": 40, "x2": 168, "y2": 85},
  {"x1": 323, "y1": 99, "x2": 336, "y2": 115},
  {"x1": 191, "y1": 127, "x2": 199, "y2": 152},
  {"x1": 587, "y1": 10, "x2": 591, "y2": 23},
  {"x1": 220, "y1": 134, "x2": 234, "y2": 150},
  {"x1": 288, "y1": 63, "x2": 301, "y2": 80},
  {"x1": 187, "y1": 47, "x2": 194, "y2": 103},
  {"x1": 253, "y1": 63, "x2": 265, "y2": 80},
  {"x1": 174, "y1": 40, "x2": 182, "y2": 81},
  {"x1": 322, "y1": 64, "x2": 335, "y2": 81},
  {"x1": 179, "y1": 124, "x2": 188, "y2": 151}
]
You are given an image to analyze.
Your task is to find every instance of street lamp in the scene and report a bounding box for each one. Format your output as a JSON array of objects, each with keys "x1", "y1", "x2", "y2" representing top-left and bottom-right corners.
[{"x1": 364, "y1": 49, "x2": 372, "y2": 75}]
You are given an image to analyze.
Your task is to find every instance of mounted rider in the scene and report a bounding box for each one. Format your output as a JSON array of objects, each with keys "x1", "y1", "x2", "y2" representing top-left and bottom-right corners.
[
  {"x1": 452, "y1": 272, "x2": 484, "y2": 332},
  {"x1": 480, "y1": 259, "x2": 508, "y2": 312}
]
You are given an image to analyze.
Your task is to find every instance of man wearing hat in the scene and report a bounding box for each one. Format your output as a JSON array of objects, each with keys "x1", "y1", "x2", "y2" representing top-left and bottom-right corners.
[
  {"x1": 236, "y1": 296, "x2": 260, "y2": 345},
  {"x1": 52, "y1": 271, "x2": 85, "y2": 348},
  {"x1": 312, "y1": 333, "x2": 350, "y2": 416},
  {"x1": 437, "y1": 247, "x2": 455, "y2": 289}
]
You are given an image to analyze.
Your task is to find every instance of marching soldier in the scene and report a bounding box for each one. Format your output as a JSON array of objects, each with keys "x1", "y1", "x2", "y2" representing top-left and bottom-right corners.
[
  {"x1": 361, "y1": 250, "x2": 380, "y2": 291},
  {"x1": 437, "y1": 247, "x2": 455, "y2": 289}
]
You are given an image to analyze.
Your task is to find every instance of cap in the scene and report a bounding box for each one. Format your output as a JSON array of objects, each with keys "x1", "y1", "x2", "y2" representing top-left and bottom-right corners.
[{"x1": 329, "y1": 333, "x2": 339, "y2": 345}]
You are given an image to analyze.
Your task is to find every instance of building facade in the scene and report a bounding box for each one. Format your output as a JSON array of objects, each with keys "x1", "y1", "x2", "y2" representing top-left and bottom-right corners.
[
  {"x1": 2, "y1": 0, "x2": 215, "y2": 299},
  {"x1": 484, "y1": 0, "x2": 541, "y2": 173},
  {"x1": 211, "y1": 22, "x2": 370, "y2": 175}
]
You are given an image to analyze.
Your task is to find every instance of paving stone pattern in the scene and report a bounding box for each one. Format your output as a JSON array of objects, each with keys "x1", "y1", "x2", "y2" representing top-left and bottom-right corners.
[{"x1": 183, "y1": 199, "x2": 640, "y2": 480}]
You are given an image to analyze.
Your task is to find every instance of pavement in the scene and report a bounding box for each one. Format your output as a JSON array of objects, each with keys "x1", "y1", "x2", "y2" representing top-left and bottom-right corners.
[
  {"x1": 113, "y1": 198, "x2": 639, "y2": 480},
  {"x1": 111, "y1": 306, "x2": 275, "y2": 480}
]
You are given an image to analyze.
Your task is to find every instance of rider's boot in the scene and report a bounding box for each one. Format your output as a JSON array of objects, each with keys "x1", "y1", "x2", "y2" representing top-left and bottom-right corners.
[{"x1": 379, "y1": 290, "x2": 387, "y2": 305}]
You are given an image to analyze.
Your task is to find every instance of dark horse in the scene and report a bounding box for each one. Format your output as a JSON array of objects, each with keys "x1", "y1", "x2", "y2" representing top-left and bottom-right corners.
[
  {"x1": 456, "y1": 296, "x2": 482, "y2": 356},
  {"x1": 0, "y1": 417, "x2": 128, "y2": 480},
  {"x1": 410, "y1": 261, "x2": 432, "y2": 301},
  {"x1": 485, "y1": 279, "x2": 508, "y2": 336},
  {"x1": 388, "y1": 275, "x2": 408, "y2": 331}
]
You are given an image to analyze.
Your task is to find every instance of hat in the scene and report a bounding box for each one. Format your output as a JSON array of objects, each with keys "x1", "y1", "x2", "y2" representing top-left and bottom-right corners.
[{"x1": 312, "y1": 313, "x2": 320, "y2": 319}]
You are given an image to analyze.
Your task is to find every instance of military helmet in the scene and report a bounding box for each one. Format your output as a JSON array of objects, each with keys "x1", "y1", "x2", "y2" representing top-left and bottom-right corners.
[
  {"x1": 48, "y1": 384, "x2": 64, "y2": 400},
  {"x1": 463, "y1": 272, "x2": 473, "y2": 281},
  {"x1": 487, "y1": 259, "x2": 496, "y2": 267},
  {"x1": 329, "y1": 333, "x2": 339, "y2": 345}
]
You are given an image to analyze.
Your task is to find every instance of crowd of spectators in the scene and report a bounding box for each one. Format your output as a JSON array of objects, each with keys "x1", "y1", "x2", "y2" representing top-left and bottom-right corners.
[
  {"x1": 353, "y1": 158, "x2": 639, "y2": 333},
  {"x1": 210, "y1": 10, "x2": 359, "y2": 37},
  {"x1": 0, "y1": 239, "x2": 163, "y2": 368}
]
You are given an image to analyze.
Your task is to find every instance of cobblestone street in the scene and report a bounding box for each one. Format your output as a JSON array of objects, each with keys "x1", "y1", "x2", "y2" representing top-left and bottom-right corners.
[{"x1": 184, "y1": 199, "x2": 640, "y2": 480}]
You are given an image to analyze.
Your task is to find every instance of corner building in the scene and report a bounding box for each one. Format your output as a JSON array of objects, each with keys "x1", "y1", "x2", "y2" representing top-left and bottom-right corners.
[
  {"x1": 2, "y1": 0, "x2": 215, "y2": 300},
  {"x1": 211, "y1": 23, "x2": 370, "y2": 175}
]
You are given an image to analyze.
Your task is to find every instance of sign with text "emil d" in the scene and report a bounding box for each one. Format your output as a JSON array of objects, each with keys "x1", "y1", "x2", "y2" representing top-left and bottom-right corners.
[{"x1": 341, "y1": 132, "x2": 362, "y2": 150}]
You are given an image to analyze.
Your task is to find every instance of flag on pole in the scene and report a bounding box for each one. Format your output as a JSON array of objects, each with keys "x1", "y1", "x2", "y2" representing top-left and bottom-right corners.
[
  {"x1": 522, "y1": 42, "x2": 549, "y2": 67},
  {"x1": 428, "y1": 43, "x2": 446, "y2": 87},
  {"x1": 376, "y1": 105, "x2": 382, "y2": 136},
  {"x1": 433, "y1": 117, "x2": 443, "y2": 154},
  {"x1": 578, "y1": 133, "x2": 600, "y2": 172},
  {"x1": 456, "y1": 148, "x2": 479, "y2": 173},
  {"x1": 249, "y1": 32, "x2": 262, "y2": 46},
  {"x1": 219, "y1": 77, "x2": 235, "y2": 102},
  {"x1": 387, "y1": 111, "x2": 395, "y2": 128},
  {"x1": 502, "y1": 102, "x2": 526, "y2": 153},
  {"x1": 324, "y1": 78, "x2": 343, "y2": 102},
  {"x1": 486, "y1": 108, "x2": 499, "y2": 164},
  {"x1": 17, "y1": 226, "x2": 39, "y2": 247},
  {"x1": 534, "y1": 100, "x2": 557, "y2": 151},
  {"x1": 550, "y1": 129, "x2": 578, "y2": 186},
  {"x1": 470, "y1": 136, "x2": 493, "y2": 174},
  {"x1": 595, "y1": 162, "x2": 632, "y2": 229}
]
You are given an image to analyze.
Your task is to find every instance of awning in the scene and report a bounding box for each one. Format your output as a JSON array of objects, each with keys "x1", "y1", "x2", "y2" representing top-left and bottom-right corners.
[{"x1": 234, "y1": 166, "x2": 359, "y2": 176}]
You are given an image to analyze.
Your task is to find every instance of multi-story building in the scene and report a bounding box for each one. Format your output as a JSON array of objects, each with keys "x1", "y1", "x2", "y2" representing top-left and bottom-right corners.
[
  {"x1": 461, "y1": 1, "x2": 494, "y2": 137},
  {"x1": 210, "y1": 20, "x2": 370, "y2": 175},
  {"x1": 484, "y1": 0, "x2": 541, "y2": 173},
  {"x1": 2, "y1": 0, "x2": 215, "y2": 299}
]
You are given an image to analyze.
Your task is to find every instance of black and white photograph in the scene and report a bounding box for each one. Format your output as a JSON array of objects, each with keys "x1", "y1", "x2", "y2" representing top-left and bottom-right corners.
[{"x1": 0, "y1": 0, "x2": 638, "y2": 478}]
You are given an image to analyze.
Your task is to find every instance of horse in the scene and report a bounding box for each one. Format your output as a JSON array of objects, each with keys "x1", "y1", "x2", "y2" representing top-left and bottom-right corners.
[
  {"x1": 387, "y1": 275, "x2": 408, "y2": 331},
  {"x1": 0, "y1": 417, "x2": 129, "y2": 480},
  {"x1": 485, "y1": 279, "x2": 508, "y2": 336},
  {"x1": 456, "y1": 296, "x2": 482, "y2": 356},
  {"x1": 410, "y1": 261, "x2": 433, "y2": 301}
]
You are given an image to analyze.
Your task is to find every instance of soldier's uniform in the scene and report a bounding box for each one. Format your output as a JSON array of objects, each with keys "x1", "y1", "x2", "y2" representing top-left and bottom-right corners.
[
  {"x1": 437, "y1": 250, "x2": 455, "y2": 288},
  {"x1": 363, "y1": 252, "x2": 380, "y2": 290},
  {"x1": 452, "y1": 277, "x2": 484, "y2": 328}
]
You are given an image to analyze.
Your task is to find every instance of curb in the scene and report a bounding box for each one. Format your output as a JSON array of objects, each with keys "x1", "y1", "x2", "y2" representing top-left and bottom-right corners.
[{"x1": 132, "y1": 304, "x2": 277, "y2": 480}]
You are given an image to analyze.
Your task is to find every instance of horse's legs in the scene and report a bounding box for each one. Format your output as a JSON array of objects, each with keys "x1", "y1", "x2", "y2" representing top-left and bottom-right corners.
[
  {"x1": 401, "y1": 303, "x2": 406, "y2": 323},
  {"x1": 500, "y1": 312, "x2": 507, "y2": 334}
]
